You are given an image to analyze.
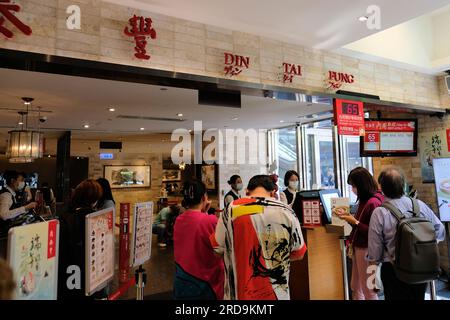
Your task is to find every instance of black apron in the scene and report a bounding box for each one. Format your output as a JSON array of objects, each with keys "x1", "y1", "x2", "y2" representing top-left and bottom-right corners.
[{"x1": 224, "y1": 190, "x2": 240, "y2": 208}]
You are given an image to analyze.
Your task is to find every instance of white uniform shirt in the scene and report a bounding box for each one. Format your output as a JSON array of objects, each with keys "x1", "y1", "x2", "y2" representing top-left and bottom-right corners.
[{"x1": 0, "y1": 186, "x2": 27, "y2": 221}]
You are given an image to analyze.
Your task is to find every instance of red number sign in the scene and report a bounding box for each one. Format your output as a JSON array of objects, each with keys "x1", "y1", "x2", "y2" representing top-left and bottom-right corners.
[{"x1": 334, "y1": 99, "x2": 365, "y2": 136}]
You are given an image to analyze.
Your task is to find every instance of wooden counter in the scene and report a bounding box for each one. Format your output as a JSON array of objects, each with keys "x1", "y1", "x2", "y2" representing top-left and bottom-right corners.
[{"x1": 290, "y1": 226, "x2": 344, "y2": 300}]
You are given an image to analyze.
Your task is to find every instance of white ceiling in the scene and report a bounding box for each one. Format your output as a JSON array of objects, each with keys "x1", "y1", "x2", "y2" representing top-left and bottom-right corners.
[
  {"x1": 104, "y1": 0, "x2": 450, "y2": 50},
  {"x1": 0, "y1": 68, "x2": 332, "y2": 149}
]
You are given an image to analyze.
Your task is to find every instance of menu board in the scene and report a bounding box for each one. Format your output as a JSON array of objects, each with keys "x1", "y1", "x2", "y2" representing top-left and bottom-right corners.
[
  {"x1": 85, "y1": 208, "x2": 115, "y2": 296},
  {"x1": 302, "y1": 200, "x2": 321, "y2": 227},
  {"x1": 334, "y1": 99, "x2": 365, "y2": 136},
  {"x1": 330, "y1": 197, "x2": 352, "y2": 236},
  {"x1": 361, "y1": 119, "x2": 417, "y2": 157},
  {"x1": 131, "y1": 202, "x2": 154, "y2": 267},
  {"x1": 7, "y1": 220, "x2": 59, "y2": 300},
  {"x1": 433, "y1": 158, "x2": 450, "y2": 222}
]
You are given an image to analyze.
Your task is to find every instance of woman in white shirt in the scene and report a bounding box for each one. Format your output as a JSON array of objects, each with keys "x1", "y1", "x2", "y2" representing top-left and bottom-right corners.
[
  {"x1": 224, "y1": 175, "x2": 242, "y2": 208},
  {"x1": 280, "y1": 170, "x2": 300, "y2": 207}
]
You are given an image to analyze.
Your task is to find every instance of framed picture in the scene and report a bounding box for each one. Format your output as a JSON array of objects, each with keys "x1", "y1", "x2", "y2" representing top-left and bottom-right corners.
[
  {"x1": 104, "y1": 165, "x2": 151, "y2": 189},
  {"x1": 162, "y1": 169, "x2": 181, "y2": 182},
  {"x1": 200, "y1": 164, "x2": 218, "y2": 193}
]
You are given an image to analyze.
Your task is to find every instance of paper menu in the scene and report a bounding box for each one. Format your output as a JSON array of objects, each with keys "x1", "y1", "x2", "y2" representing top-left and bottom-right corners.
[
  {"x1": 132, "y1": 202, "x2": 154, "y2": 267},
  {"x1": 330, "y1": 197, "x2": 352, "y2": 236}
]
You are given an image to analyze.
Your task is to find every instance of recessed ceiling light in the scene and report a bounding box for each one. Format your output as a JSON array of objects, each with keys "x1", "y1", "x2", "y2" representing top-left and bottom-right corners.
[
  {"x1": 140, "y1": 127, "x2": 145, "y2": 131},
  {"x1": 232, "y1": 117, "x2": 239, "y2": 121},
  {"x1": 108, "y1": 107, "x2": 115, "y2": 112},
  {"x1": 48, "y1": 155, "x2": 51, "y2": 158},
  {"x1": 83, "y1": 124, "x2": 90, "y2": 128},
  {"x1": 18, "y1": 121, "x2": 23, "y2": 125},
  {"x1": 188, "y1": 129, "x2": 192, "y2": 133},
  {"x1": 358, "y1": 16, "x2": 368, "y2": 22},
  {"x1": 177, "y1": 113, "x2": 183, "y2": 117},
  {"x1": 280, "y1": 120, "x2": 285, "y2": 123}
]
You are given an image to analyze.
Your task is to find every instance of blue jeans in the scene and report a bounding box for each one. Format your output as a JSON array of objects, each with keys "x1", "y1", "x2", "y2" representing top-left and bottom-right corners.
[{"x1": 152, "y1": 224, "x2": 166, "y2": 243}]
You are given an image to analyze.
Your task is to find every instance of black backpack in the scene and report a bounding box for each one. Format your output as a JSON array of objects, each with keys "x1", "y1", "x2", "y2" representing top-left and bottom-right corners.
[{"x1": 382, "y1": 198, "x2": 440, "y2": 284}]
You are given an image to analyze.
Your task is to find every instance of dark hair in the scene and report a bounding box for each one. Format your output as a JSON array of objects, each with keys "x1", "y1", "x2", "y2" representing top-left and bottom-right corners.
[
  {"x1": 378, "y1": 167, "x2": 405, "y2": 199},
  {"x1": 284, "y1": 170, "x2": 299, "y2": 187},
  {"x1": 17, "y1": 172, "x2": 26, "y2": 179},
  {"x1": 347, "y1": 167, "x2": 378, "y2": 203},
  {"x1": 96, "y1": 178, "x2": 115, "y2": 207},
  {"x1": 247, "y1": 175, "x2": 276, "y2": 192},
  {"x1": 71, "y1": 179, "x2": 103, "y2": 209},
  {"x1": 183, "y1": 179, "x2": 207, "y2": 207},
  {"x1": 227, "y1": 175, "x2": 241, "y2": 185},
  {"x1": 3, "y1": 170, "x2": 18, "y2": 185}
]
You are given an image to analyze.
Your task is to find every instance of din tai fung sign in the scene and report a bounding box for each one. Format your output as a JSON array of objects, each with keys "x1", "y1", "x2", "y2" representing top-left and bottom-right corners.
[
  {"x1": 224, "y1": 52, "x2": 250, "y2": 77},
  {"x1": 282, "y1": 62, "x2": 302, "y2": 83},
  {"x1": 0, "y1": 0, "x2": 32, "y2": 38},
  {"x1": 124, "y1": 15, "x2": 157, "y2": 60},
  {"x1": 327, "y1": 70, "x2": 355, "y2": 90}
]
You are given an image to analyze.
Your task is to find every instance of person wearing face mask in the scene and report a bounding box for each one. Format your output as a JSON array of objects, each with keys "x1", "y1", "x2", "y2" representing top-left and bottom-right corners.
[
  {"x1": 0, "y1": 170, "x2": 37, "y2": 225},
  {"x1": 15, "y1": 172, "x2": 32, "y2": 207},
  {"x1": 280, "y1": 170, "x2": 300, "y2": 207},
  {"x1": 58, "y1": 179, "x2": 106, "y2": 300},
  {"x1": 173, "y1": 179, "x2": 224, "y2": 299},
  {"x1": 224, "y1": 175, "x2": 242, "y2": 208}
]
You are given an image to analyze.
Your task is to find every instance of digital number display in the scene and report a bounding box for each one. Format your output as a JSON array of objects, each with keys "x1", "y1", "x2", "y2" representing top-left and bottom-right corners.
[{"x1": 342, "y1": 102, "x2": 360, "y2": 116}]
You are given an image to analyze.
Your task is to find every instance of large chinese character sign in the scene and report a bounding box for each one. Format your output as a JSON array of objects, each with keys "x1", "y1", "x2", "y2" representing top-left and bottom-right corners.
[{"x1": 124, "y1": 15, "x2": 156, "y2": 60}]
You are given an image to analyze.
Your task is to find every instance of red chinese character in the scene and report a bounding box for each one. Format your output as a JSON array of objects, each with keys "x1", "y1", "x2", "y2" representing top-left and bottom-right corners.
[
  {"x1": 0, "y1": 0, "x2": 32, "y2": 38},
  {"x1": 224, "y1": 65, "x2": 242, "y2": 77},
  {"x1": 283, "y1": 74, "x2": 294, "y2": 83},
  {"x1": 124, "y1": 15, "x2": 156, "y2": 60}
]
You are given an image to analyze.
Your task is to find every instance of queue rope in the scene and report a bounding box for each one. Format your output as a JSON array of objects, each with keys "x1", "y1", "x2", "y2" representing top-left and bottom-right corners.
[{"x1": 108, "y1": 278, "x2": 135, "y2": 300}]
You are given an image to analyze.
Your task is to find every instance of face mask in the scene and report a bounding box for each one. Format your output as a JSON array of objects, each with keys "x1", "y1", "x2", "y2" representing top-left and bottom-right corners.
[
  {"x1": 235, "y1": 183, "x2": 243, "y2": 191},
  {"x1": 18, "y1": 181, "x2": 25, "y2": 190},
  {"x1": 289, "y1": 181, "x2": 298, "y2": 190}
]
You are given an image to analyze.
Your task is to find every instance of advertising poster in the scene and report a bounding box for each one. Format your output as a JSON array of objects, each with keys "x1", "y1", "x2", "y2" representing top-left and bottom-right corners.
[
  {"x1": 132, "y1": 202, "x2": 154, "y2": 267},
  {"x1": 432, "y1": 158, "x2": 450, "y2": 222},
  {"x1": 334, "y1": 99, "x2": 364, "y2": 136},
  {"x1": 419, "y1": 130, "x2": 450, "y2": 183},
  {"x1": 7, "y1": 220, "x2": 59, "y2": 300},
  {"x1": 85, "y1": 208, "x2": 115, "y2": 296}
]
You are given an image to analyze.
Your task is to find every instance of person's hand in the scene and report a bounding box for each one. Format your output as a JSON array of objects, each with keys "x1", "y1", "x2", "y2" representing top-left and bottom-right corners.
[
  {"x1": 202, "y1": 200, "x2": 212, "y2": 213},
  {"x1": 25, "y1": 202, "x2": 37, "y2": 210},
  {"x1": 339, "y1": 214, "x2": 358, "y2": 225},
  {"x1": 333, "y1": 208, "x2": 346, "y2": 217}
]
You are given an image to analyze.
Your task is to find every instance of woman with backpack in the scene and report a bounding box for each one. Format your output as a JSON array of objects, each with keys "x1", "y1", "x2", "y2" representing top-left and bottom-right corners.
[{"x1": 335, "y1": 167, "x2": 384, "y2": 300}]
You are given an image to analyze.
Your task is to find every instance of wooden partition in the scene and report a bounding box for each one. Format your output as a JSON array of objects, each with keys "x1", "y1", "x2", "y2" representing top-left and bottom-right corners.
[{"x1": 290, "y1": 226, "x2": 344, "y2": 300}]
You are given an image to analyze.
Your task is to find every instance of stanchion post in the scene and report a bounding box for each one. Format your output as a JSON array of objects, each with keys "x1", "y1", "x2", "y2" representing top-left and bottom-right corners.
[
  {"x1": 339, "y1": 237, "x2": 350, "y2": 300},
  {"x1": 135, "y1": 265, "x2": 147, "y2": 301},
  {"x1": 430, "y1": 280, "x2": 437, "y2": 300}
]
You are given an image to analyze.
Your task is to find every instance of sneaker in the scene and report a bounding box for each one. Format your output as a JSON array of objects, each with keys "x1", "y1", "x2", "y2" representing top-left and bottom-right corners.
[{"x1": 158, "y1": 243, "x2": 167, "y2": 248}]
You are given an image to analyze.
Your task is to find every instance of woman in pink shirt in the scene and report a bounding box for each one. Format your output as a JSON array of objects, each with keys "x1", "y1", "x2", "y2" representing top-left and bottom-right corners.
[{"x1": 173, "y1": 179, "x2": 224, "y2": 300}]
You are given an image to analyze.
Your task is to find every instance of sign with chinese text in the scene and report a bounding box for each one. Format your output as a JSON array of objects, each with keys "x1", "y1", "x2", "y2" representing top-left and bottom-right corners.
[
  {"x1": 85, "y1": 208, "x2": 115, "y2": 296},
  {"x1": 124, "y1": 15, "x2": 156, "y2": 60},
  {"x1": 363, "y1": 120, "x2": 416, "y2": 154},
  {"x1": 0, "y1": 0, "x2": 32, "y2": 38},
  {"x1": 131, "y1": 202, "x2": 154, "y2": 267},
  {"x1": 334, "y1": 99, "x2": 364, "y2": 136},
  {"x1": 327, "y1": 70, "x2": 355, "y2": 90},
  {"x1": 224, "y1": 52, "x2": 250, "y2": 77},
  {"x1": 419, "y1": 130, "x2": 450, "y2": 183},
  {"x1": 7, "y1": 220, "x2": 59, "y2": 300},
  {"x1": 282, "y1": 62, "x2": 302, "y2": 83},
  {"x1": 447, "y1": 129, "x2": 450, "y2": 152}
]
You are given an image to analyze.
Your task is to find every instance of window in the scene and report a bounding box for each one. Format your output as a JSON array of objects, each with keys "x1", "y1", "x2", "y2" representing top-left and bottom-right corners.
[{"x1": 276, "y1": 127, "x2": 298, "y2": 187}]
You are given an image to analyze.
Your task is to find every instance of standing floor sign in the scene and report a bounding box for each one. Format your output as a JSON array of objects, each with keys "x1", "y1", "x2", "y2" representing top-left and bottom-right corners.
[
  {"x1": 433, "y1": 158, "x2": 450, "y2": 221},
  {"x1": 7, "y1": 220, "x2": 59, "y2": 300},
  {"x1": 131, "y1": 202, "x2": 154, "y2": 267},
  {"x1": 85, "y1": 208, "x2": 115, "y2": 296}
]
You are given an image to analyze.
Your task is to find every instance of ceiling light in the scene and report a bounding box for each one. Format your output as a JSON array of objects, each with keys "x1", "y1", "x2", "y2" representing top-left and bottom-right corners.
[
  {"x1": 18, "y1": 121, "x2": 23, "y2": 125},
  {"x1": 232, "y1": 117, "x2": 239, "y2": 121},
  {"x1": 280, "y1": 120, "x2": 285, "y2": 123},
  {"x1": 358, "y1": 16, "x2": 368, "y2": 22},
  {"x1": 177, "y1": 113, "x2": 183, "y2": 117},
  {"x1": 140, "y1": 127, "x2": 145, "y2": 131},
  {"x1": 108, "y1": 107, "x2": 115, "y2": 112},
  {"x1": 83, "y1": 124, "x2": 90, "y2": 128},
  {"x1": 48, "y1": 155, "x2": 51, "y2": 158}
]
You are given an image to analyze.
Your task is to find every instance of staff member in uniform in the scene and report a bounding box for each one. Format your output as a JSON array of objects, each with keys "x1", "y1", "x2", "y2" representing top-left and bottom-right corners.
[
  {"x1": 280, "y1": 170, "x2": 300, "y2": 207},
  {"x1": 224, "y1": 175, "x2": 242, "y2": 208},
  {"x1": 0, "y1": 170, "x2": 37, "y2": 223}
]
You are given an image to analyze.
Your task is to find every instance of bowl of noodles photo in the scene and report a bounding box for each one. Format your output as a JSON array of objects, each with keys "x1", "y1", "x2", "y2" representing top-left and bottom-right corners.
[{"x1": 440, "y1": 179, "x2": 450, "y2": 195}]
